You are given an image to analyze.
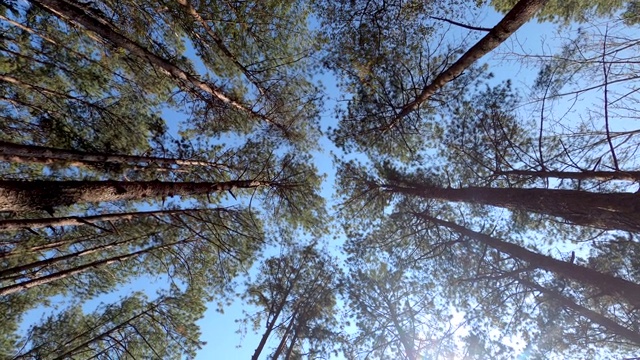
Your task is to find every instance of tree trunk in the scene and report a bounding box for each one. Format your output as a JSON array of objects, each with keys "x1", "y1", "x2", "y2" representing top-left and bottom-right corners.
[
  {"x1": 271, "y1": 310, "x2": 298, "y2": 360},
  {"x1": 0, "y1": 235, "x2": 143, "y2": 281},
  {"x1": 386, "y1": 183, "x2": 640, "y2": 232},
  {"x1": 496, "y1": 169, "x2": 640, "y2": 182},
  {"x1": 252, "y1": 269, "x2": 304, "y2": 360},
  {"x1": 29, "y1": 0, "x2": 282, "y2": 131},
  {"x1": 386, "y1": 298, "x2": 417, "y2": 360},
  {"x1": 418, "y1": 213, "x2": 640, "y2": 308},
  {"x1": 0, "y1": 179, "x2": 275, "y2": 212},
  {"x1": 517, "y1": 277, "x2": 640, "y2": 345},
  {"x1": 0, "y1": 230, "x2": 161, "y2": 260},
  {"x1": 0, "y1": 140, "x2": 224, "y2": 169},
  {"x1": 0, "y1": 238, "x2": 194, "y2": 296},
  {"x1": 283, "y1": 325, "x2": 300, "y2": 360},
  {"x1": 0, "y1": 208, "x2": 209, "y2": 232},
  {"x1": 252, "y1": 294, "x2": 292, "y2": 360},
  {"x1": 384, "y1": 0, "x2": 548, "y2": 130},
  {"x1": 50, "y1": 302, "x2": 163, "y2": 360}
]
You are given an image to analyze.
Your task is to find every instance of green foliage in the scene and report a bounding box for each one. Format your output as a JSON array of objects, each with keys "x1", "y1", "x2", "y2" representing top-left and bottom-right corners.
[
  {"x1": 3, "y1": 0, "x2": 640, "y2": 358},
  {"x1": 239, "y1": 242, "x2": 342, "y2": 359},
  {"x1": 15, "y1": 289, "x2": 206, "y2": 359},
  {"x1": 488, "y1": 0, "x2": 629, "y2": 24}
]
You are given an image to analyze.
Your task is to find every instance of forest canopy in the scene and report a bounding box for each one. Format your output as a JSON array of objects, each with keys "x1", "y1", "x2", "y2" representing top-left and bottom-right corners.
[{"x1": 1, "y1": 0, "x2": 640, "y2": 358}]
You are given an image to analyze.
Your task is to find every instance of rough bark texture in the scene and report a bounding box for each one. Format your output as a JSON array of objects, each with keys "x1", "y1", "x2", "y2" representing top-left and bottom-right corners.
[
  {"x1": 0, "y1": 141, "x2": 220, "y2": 168},
  {"x1": 0, "y1": 208, "x2": 208, "y2": 231},
  {"x1": 0, "y1": 180, "x2": 274, "y2": 212},
  {"x1": 496, "y1": 169, "x2": 640, "y2": 182},
  {"x1": 421, "y1": 214, "x2": 640, "y2": 308},
  {"x1": 387, "y1": 184, "x2": 640, "y2": 232},
  {"x1": 384, "y1": 0, "x2": 548, "y2": 130},
  {"x1": 517, "y1": 277, "x2": 640, "y2": 345}
]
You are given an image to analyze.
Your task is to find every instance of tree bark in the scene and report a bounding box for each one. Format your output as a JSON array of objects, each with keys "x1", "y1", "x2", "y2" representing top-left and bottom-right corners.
[
  {"x1": 28, "y1": 0, "x2": 283, "y2": 131},
  {"x1": 496, "y1": 169, "x2": 640, "y2": 182},
  {"x1": 0, "y1": 238, "x2": 194, "y2": 296},
  {"x1": 517, "y1": 277, "x2": 640, "y2": 345},
  {"x1": 386, "y1": 183, "x2": 640, "y2": 233},
  {"x1": 418, "y1": 213, "x2": 640, "y2": 308},
  {"x1": 383, "y1": 0, "x2": 548, "y2": 131},
  {"x1": 283, "y1": 324, "x2": 300, "y2": 360},
  {"x1": 0, "y1": 179, "x2": 277, "y2": 212},
  {"x1": 0, "y1": 208, "x2": 209, "y2": 232},
  {"x1": 0, "y1": 140, "x2": 224, "y2": 169}
]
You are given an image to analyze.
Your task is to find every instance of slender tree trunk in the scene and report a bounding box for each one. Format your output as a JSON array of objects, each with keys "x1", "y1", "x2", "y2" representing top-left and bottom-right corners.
[
  {"x1": 252, "y1": 270, "x2": 304, "y2": 360},
  {"x1": 252, "y1": 297, "x2": 291, "y2": 360},
  {"x1": 271, "y1": 309, "x2": 298, "y2": 360},
  {"x1": 0, "y1": 140, "x2": 223, "y2": 168},
  {"x1": 386, "y1": 183, "x2": 640, "y2": 232},
  {"x1": 384, "y1": 0, "x2": 548, "y2": 130},
  {"x1": 496, "y1": 169, "x2": 640, "y2": 182},
  {"x1": 29, "y1": 0, "x2": 284, "y2": 132},
  {"x1": 283, "y1": 325, "x2": 300, "y2": 360},
  {"x1": 517, "y1": 277, "x2": 640, "y2": 345},
  {"x1": 0, "y1": 208, "x2": 209, "y2": 232},
  {"x1": 386, "y1": 298, "x2": 417, "y2": 360},
  {"x1": 48, "y1": 302, "x2": 163, "y2": 360},
  {"x1": 0, "y1": 238, "x2": 194, "y2": 296},
  {"x1": 0, "y1": 235, "x2": 142, "y2": 281},
  {"x1": 0, "y1": 230, "x2": 162, "y2": 259},
  {"x1": 0, "y1": 179, "x2": 277, "y2": 212},
  {"x1": 418, "y1": 213, "x2": 640, "y2": 307}
]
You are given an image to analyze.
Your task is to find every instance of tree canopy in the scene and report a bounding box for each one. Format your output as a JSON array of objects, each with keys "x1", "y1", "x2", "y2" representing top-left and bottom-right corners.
[{"x1": 1, "y1": 0, "x2": 640, "y2": 358}]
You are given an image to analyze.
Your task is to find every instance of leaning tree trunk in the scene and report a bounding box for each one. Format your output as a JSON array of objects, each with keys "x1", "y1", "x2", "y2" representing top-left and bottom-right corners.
[
  {"x1": 418, "y1": 213, "x2": 640, "y2": 308},
  {"x1": 0, "y1": 208, "x2": 210, "y2": 232},
  {"x1": 386, "y1": 183, "x2": 640, "y2": 233},
  {"x1": 517, "y1": 277, "x2": 640, "y2": 345},
  {"x1": 271, "y1": 308, "x2": 298, "y2": 360},
  {"x1": 0, "y1": 140, "x2": 223, "y2": 168},
  {"x1": 50, "y1": 302, "x2": 164, "y2": 360},
  {"x1": 384, "y1": 0, "x2": 548, "y2": 130},
  {"x1": 0, "y1": 238, "x2": 194, "y2": 296},
  {"x1": 0, "y1": 231, "x2": 155, "y2": 281},
  {"x1": 495, "y1": 169, "x2": 640, "y2": 182},
  {"x1": 251, "y1": 277, "x2": 301, "y2": 360},
  {"x1": 0, "y1": 179, "x2": 275, "y2": 213}
]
